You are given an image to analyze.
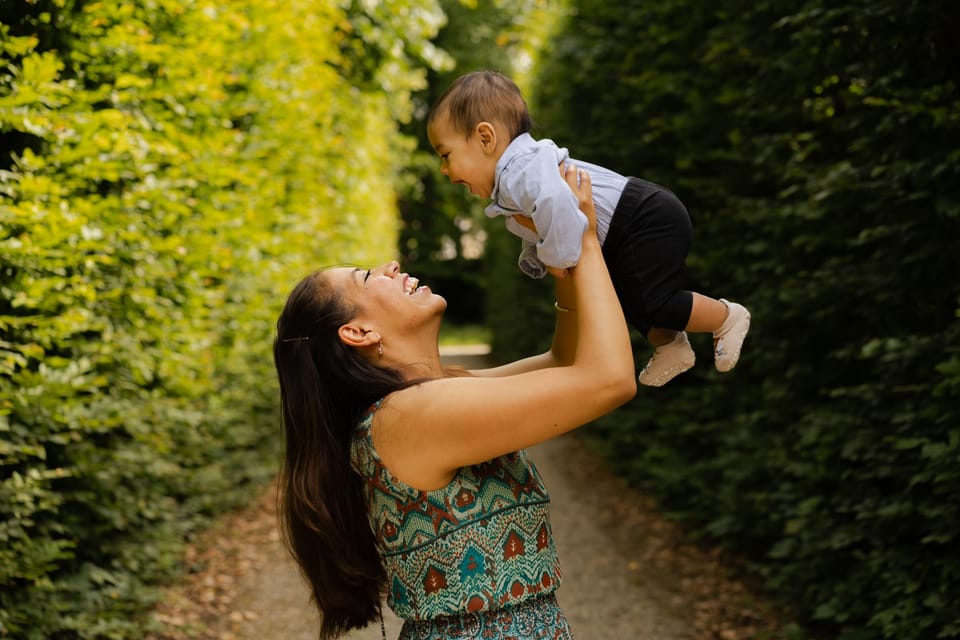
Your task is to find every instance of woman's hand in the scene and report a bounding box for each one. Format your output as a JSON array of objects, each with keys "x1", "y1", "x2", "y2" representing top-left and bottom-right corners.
[
  {"x1": 547, "y1": 164, "x2": 595, "y2": 279},
  {"x1": 564, "y1": 163, "x2": 597, "y2": 237}
]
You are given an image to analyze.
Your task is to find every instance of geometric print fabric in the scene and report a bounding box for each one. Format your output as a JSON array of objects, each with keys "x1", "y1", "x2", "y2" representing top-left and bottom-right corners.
[
  {"x1": 350, "y1": 402, "x2": 563, "y2": 622},
  {"x1": 397, "y1": 592, "x2": 573, "y2": 640}
]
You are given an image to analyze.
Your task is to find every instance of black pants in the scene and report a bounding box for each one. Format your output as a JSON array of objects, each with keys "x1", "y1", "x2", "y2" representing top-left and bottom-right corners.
[{"x1": 602, "y1": 177, "x2": 694, "y2": 336}]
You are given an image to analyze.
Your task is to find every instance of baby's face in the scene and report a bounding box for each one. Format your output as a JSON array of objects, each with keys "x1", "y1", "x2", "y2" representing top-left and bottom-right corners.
[{"x1": 427, "y1": 114, "x2": 499, "y2": 199}]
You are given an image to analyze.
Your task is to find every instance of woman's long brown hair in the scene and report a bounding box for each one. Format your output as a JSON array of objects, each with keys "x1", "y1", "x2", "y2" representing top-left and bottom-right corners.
[{"x1": 273, "y1": 271, "x2": 416, "y2": 638}]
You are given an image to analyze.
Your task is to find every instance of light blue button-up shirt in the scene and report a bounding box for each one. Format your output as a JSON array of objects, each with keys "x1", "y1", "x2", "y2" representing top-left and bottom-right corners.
[{"x1": 485, "y1": 133, "x2": 628, "y2": 278}]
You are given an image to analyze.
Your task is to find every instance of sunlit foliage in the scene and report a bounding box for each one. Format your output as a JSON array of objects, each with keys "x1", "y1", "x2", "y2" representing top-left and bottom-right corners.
[{"x1": 0, "y1": 0, "x2": 445, "y2": 635}]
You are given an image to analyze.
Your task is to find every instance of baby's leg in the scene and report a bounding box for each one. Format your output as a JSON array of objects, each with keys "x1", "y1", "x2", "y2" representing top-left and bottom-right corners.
[
  {"x1": 682, "y1": 292, "x2": 751, "y2": 372},
  {"x1": 684, "y1": 293, "x2": 728, "y2": 333},
  {"x1": 642, "y1": 291, "x2": 750, "y2": 381},
  {"x1": 647, "y1": 327, "x2": 682, "y2": 347},
  {"x1": 602, "y1": 181, "x2": 695, "y2": 386}
]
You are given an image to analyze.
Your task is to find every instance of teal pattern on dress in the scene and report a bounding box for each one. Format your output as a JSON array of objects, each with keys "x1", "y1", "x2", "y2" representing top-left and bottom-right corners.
[
  {"x1": 350, "y1": 402, "x2": 563, "y2": 621},
  {"x1": 398, "y1": 592, "x2": 573, "y2": 640}
]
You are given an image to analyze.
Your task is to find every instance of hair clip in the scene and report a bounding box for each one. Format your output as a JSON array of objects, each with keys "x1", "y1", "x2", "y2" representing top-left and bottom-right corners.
[{"x1": 280, "y1": 336, "x2": 310, "y2": 343}]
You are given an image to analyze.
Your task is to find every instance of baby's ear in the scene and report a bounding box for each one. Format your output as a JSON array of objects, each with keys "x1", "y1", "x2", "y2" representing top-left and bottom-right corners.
[{"x1": 476, "y1": 121, "x2": 497, "y2": 152}]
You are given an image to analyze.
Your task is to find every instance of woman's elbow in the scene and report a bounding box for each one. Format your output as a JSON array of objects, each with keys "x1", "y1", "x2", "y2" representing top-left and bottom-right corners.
[
  {"x1": 608, "y1": 355, "x2": 637, "y2": 403},
  {"x1": 612, "y1": 373, "x2": 637, "y2": 404},
  {"x1": 597, "y1": 369, "x2": 636, "y2": 407}
]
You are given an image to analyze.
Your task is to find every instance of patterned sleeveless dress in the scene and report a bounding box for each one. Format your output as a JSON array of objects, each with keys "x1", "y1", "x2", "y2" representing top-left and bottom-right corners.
[{"x1": 350, "y1": 402, "x2": 574, "y2": 639}]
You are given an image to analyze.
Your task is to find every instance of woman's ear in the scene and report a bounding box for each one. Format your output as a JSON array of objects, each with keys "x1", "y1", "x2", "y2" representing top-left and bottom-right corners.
[
  {"x1": 476, "y1": 121, "x2": 498, "y2": 154},
  {"x1": 338, "y1": 323, "x2": 379, "y2": 348}
]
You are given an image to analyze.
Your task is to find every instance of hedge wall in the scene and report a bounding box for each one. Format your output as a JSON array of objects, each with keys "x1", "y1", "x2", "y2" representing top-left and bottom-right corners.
[
  {"x1": 490, "y1": 1, "x2": 959, "y2": 638},
  {"x1": 0, "y1": 0, "x2": 444, "y2": 636}
]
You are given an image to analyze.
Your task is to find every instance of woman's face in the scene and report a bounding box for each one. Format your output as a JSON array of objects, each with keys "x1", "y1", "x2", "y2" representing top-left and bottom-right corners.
[{"x1": 327, "y1": 260, "x2": 446, "y2": 326}]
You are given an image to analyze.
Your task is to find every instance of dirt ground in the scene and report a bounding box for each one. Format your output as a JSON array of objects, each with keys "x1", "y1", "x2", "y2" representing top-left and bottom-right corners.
[{"x1": 148, "y1": 350, "x2": 793, "y2": 640}]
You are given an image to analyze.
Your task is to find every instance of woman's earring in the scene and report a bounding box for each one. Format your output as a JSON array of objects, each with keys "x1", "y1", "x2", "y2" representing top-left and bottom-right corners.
[{"x1": 377, "y1": 340, "x2": 384, "y2": 357}]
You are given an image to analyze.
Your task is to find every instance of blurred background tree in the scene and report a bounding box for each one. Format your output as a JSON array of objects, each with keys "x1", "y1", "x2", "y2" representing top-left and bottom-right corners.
[
  {"x1": 395, "y1": 0, "x2": 562, "y2": 328},
  {"x1": 495, "y1": 1, "x2": 960, "y2": 639}
]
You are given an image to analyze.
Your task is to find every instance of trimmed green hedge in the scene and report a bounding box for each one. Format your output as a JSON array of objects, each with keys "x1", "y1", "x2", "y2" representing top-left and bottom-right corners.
[
  {"x1": 0, "y1": 0, "x2": 444, "y2": 636},
  {"x1": 490, "y1": 1, "x2": 959, "y2": 638}
]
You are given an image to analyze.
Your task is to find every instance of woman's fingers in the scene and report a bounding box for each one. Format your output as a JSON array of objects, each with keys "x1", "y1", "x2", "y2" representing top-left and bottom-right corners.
[
  {"x1": 563, "y1": 164, "x2": 590, "y2": 199},
  {"x1": 576, "y1": 168, "x2": 591, "y2": 209},
  {"x1": 564, "y1": 165, "x2": 596, "y2": 232}
]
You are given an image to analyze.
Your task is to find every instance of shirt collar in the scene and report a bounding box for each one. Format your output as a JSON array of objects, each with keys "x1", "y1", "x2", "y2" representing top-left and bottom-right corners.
[{"x1": 490, "y1": 132, "x2": 538, "y2": 199}]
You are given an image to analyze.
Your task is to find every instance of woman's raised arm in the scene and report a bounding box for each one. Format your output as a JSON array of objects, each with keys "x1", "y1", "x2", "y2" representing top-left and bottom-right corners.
[
  {"x1": 471, "y1": 166, "x2": 598, "y2": 378},
  {"x1": 375, "y1": 167, "x2": 635, "y2": 491}
]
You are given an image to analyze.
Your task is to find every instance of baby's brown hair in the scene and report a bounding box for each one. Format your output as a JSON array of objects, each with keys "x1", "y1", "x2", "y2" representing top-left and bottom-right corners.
[{"x1": 428, "y1": 70, "x2": 533, "y2": 141}]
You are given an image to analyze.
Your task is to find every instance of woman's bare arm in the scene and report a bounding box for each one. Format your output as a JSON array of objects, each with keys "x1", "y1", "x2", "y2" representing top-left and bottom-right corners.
[{"x1": 376, "y1": 167, "x2": 635, "y2": 490}]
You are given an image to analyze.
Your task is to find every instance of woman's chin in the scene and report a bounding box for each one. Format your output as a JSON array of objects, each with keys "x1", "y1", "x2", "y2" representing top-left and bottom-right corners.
[{"x1": 422, "y1": 289, "x2": 447, "y2": 312}]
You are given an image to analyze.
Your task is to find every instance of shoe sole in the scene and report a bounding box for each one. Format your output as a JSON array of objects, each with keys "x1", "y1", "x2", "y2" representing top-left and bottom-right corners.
[
  {"x1": 639, "y1": 333, "x2": 696, "y2": 387},
  {"x1": 639, "y1": 356, "x2": 695, "y2": 386}
]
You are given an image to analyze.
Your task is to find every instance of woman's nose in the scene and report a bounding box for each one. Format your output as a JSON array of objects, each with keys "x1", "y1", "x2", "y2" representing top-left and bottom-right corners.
[{"x1": 371, "y1": 260, "x2": 400, "y2": 278}]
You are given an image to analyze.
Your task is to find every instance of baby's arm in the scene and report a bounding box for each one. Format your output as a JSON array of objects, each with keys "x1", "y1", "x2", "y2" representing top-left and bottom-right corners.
[
  {"x1": 516, "y1": 214, "x2": 569, "y2": 278},
  {"x1": 509, "y1": 148, "x2": 588, "y2": 273},
  {"x1": 514, "y1": 216, "x2": 568, "y2": 277}
]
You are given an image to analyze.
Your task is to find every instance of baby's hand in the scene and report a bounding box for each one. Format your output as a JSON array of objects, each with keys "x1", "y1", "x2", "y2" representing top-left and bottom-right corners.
[{"x1": 546, "y1": 266, "x2": 570, "y2": 279}]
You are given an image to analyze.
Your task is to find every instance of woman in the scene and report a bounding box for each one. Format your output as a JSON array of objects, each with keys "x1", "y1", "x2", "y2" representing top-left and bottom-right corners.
[{"x1": 273, "y1": 167, "x2": 635, "y2": 639}]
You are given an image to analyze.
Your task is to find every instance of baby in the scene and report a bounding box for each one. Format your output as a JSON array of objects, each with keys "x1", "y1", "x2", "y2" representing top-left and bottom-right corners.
[{"x1": 427, "y1": 71, "x2": 750, "y2": 386}]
